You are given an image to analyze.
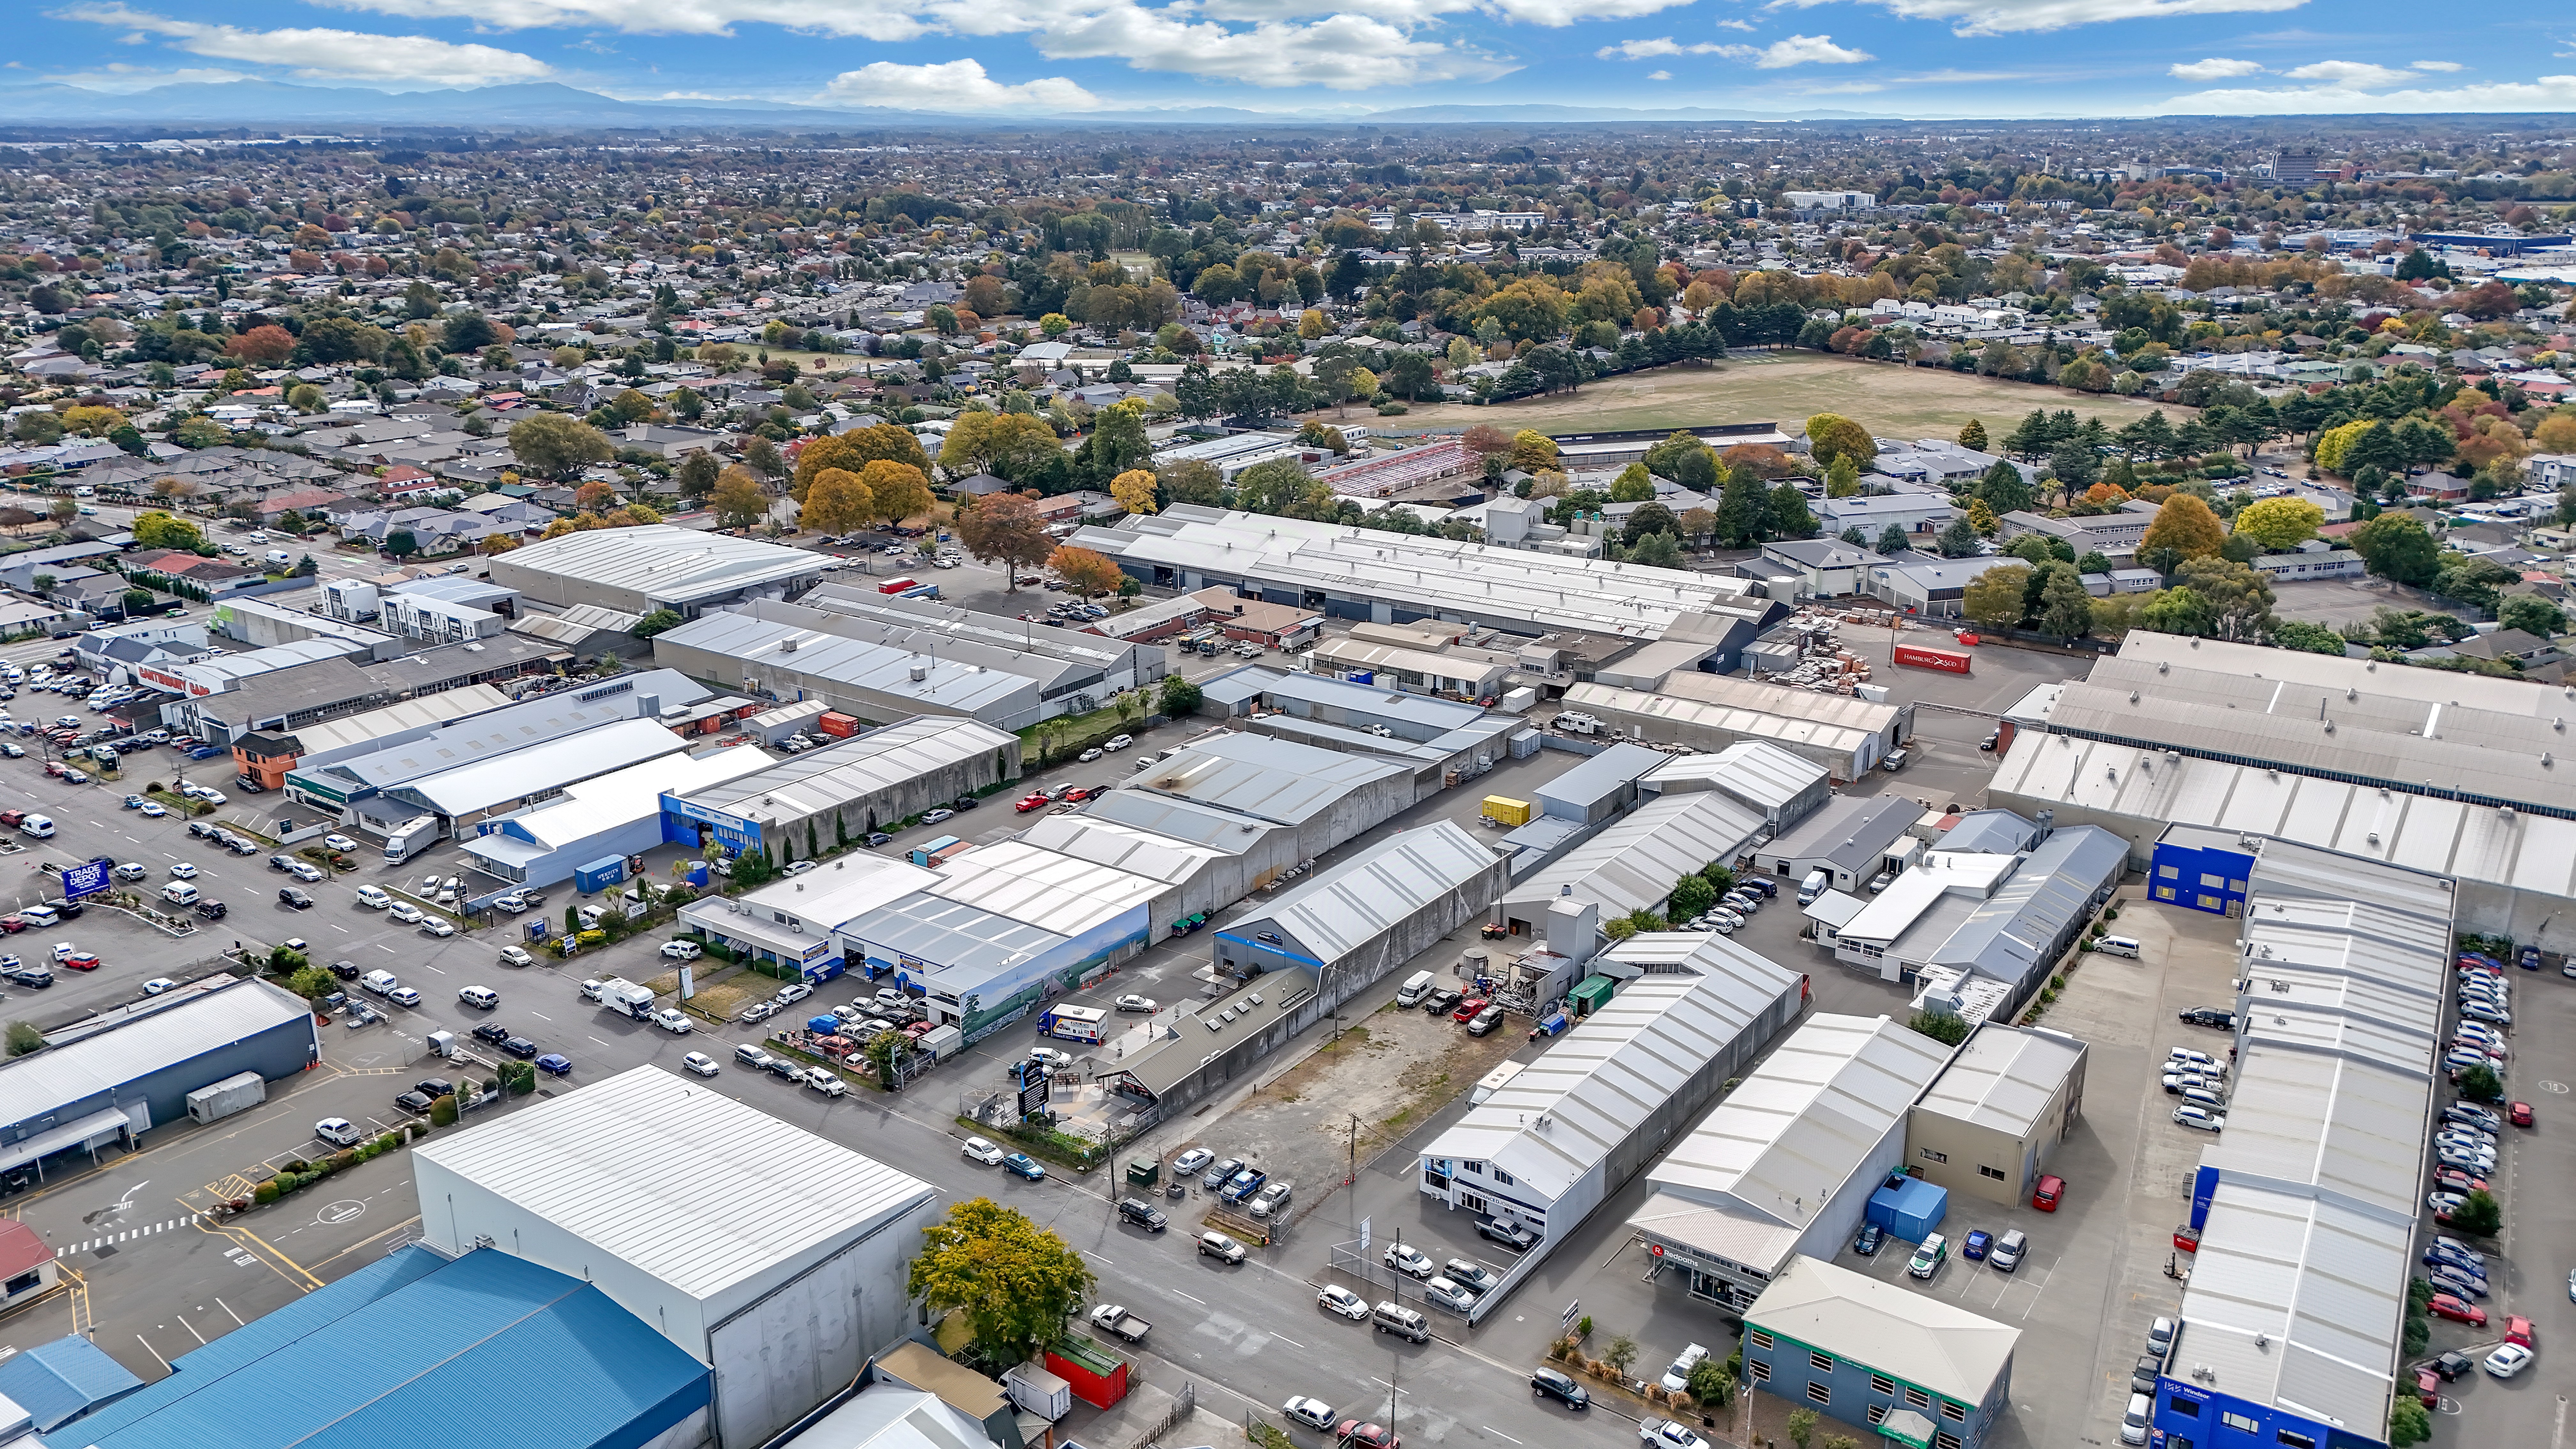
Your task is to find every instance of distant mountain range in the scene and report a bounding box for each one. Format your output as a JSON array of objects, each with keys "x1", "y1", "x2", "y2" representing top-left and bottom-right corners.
[{"x1": 0, "y1": 79, "x2": 1898, "y2": 132}]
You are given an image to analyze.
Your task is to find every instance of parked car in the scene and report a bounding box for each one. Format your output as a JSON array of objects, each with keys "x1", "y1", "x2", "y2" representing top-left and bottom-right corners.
[
  {"x1": 1853, "y1": 1222, "x2": 1883, "y2": 1256},
  {"x1": 2427, "y1": 1294, "x2": 2487, "y2": 1327},
  {"x1": 1383, "y1": 1244, "x2": 1435, "y2": 1279},
  {"x1": 1531, "y1": 1368, "x2": 1590, "y2": 1410},
  {"x1": 1907, "y1": 1233, "x2": 1948, "y2": 1279}
]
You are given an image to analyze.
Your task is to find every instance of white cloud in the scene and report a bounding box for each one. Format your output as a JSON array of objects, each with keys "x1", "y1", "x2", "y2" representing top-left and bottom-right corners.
[
  {"x1": 2282, "y1": 59, "x2": 2410, "y2": 86},
  {"x1": 1478, "y1": 0, "x2": 1700, "y2": 24},
  {"x1": 1716, "y1": 16, "x2": 1758, "y2": 27},
  {"x1": 2160, "y1": 73, "x2": 2576, "y2": 114},
  {"x1": 57, "y1": 3, "x2": 554, "y2": 83},
  {"x1": 2411, "y1": 59, "x2": 2464, "y2": 71},
  {"x1": 1595, "y1": 35, "x2": 1734, "y2": 58},
  {"x1": 1752, "y1": 33, "x2": 1872, "y2": 66},
  {"x1": 2168, "y1": 56, "x2": 2264, "y2": 80},
  {"x1": 1036, "y1": 6, "x2": 1513, "y2": 88},
  {"x1": 1647, "y1": 68, "x2": 1671, "y2": 78},
  {"x1": 1818, "y1": 0, "x2": 2309, "y2": 38},
  {"x1": 823, "y1": 57, "x2": 1099, "y2": 110},
  {"x1": 49, "y1": 63, "x2": 255, "y2": 90}
]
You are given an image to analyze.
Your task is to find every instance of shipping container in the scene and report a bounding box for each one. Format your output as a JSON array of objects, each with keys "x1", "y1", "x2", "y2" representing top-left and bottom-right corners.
[
  {"x1": 1047, "y1": 1336, "x2": 1133, "y2": 1410},
  {"x1": 926, "y1": 840, "x2": 976, "y2": 868},
  {"x1": 574, "y1": 855, "x2": 628, "y2": 893},
  {"x1": 1864, "y1": 1174, "x2": 1949, "y2": 1242},
  {"x1": 185, "y1": 1070, "x2": 266, "y2": 1125},
  {"x1": 906, "y1": 835, "x2": 962, "y2": 867},
  {"x1": 816, "y1": 711, "x2": 861, "y2": 739},
  {"x1": 897, "y1": 583, "x2": 942, "y2": 600},
  {"x1": 876, "y1": 577, "x2": 919, "y2": 595},
  {"x1": 1892, "y1": 642, "x2": 1972, "y2": 675},
  {"x1": 1002, "y1": 1362, "x2": 1072, "y2": 1422},
  {"x1": 914, "y1": 1024, "x2": 964, "y2": 1060},
  {"x1": 1480, "y1": 795, "x2": 1534, "y2": 827},
  {"x1": 1040, "y1": 1004, "x2": 1107, "y2": 1044}
]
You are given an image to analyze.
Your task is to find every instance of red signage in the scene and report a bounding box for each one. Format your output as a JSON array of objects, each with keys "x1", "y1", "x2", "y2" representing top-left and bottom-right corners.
[{"x1": 1893, "y1": 643, "x2": 1972, "y2": 675}]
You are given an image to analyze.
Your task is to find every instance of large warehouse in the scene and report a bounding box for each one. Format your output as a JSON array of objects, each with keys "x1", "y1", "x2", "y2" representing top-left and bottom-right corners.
[
  {"x1": 1418, "y1": 933, "x2": 1806, "y2": 1315},
  {"x1": 1561, "y1": 671, "x2": 1910, "y2": 781},
  {"x1": 413, "y1": 1066, "x2": 937, "y2": 1449},
  {"x1": 1993, "y1": 631, "x2": 2576, "y2": 936},
  {"x1": 661, "y1": 716, "x2": 1021, "y2": 859},
  {"x1": 1499, "y1": 790, "x2": 1770, "y2": 932},
  {"x1": 679, "y1": 854, "x2": 939, "y2": 981},
  {"x1": 0, "y1": 978, "x2": 317, "y2": 1185},
  {"x1": 1903, "y1": 1024, "x2": 2088, "y2": 1207},
  {"x1": 44, "y1": 1245, "x2": 713, "y2": 1449},
  {"x1": 463, "y1": 746, "x2": 778, "y2": 888},
  {"x1": 1213, "y1": 820, "x2": 1508, "y2": 1008},
  {"x1": 1628, "y1": 1012, "x2": 1951, "y2": 1315},
  {"x1": 488, "y1": 524, "x2": 828, "y2": 616},
  {"x1": 651, "y1": 608, "x2": 1048, "y2": 731},
  {"x1": 1823, "y1": 822, "x2": 2129, "y2": 1016}
]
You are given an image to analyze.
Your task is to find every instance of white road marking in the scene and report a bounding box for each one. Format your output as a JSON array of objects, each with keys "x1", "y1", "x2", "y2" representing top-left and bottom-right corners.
[
  {"x1": 1271, "y1": 1333, "x2": 1304, "y2": 1348},
  {"x1": 1483, "y1": 1431, "x2": 1522, "y2": 1445},
  {"x1": 529, "y1": 1011, "x2": 551, "y2": 1021},
  {"x1": 215, "y1": 1298, "x2": 245, "y2": 1326},
  {"x1": 1170, "y1": 1289, "x2": 1206, "y2": 1305},
  {"x1": 377, "y1": 945, "x2": 397, "y2": 954},
  {"x1": 134, "y1": 1335, "x2": 169, "y2": 1373}
]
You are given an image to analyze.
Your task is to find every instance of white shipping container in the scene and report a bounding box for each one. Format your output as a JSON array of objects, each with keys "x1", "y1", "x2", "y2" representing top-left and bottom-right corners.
[
  {"x1": 186, "y1": 1070, "x2": 267, "y2": 1125},
  {"x1": 1002, "y1": 1361, "x2": 1072, "y2": 1422}
]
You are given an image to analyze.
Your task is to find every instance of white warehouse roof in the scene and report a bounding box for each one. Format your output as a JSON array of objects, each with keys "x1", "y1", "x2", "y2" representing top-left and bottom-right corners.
[
  {"x1": 495, "y1": 523, "x2": 825, "y2": 608},
  {"x1": 1240, "y1": 820, "x2": 1500, "y2": 965},
  {"x1": 1503, "y1": 790, "x2": 1769, "y2": 918},
  {"x1": 674, "y1": 715, "x2": 1018, "y2": 825}
]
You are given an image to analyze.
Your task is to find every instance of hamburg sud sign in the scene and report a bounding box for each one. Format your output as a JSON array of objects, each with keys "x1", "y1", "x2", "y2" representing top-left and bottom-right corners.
[{"x1": 61, "y1": 857, "x2": 115, "y2": 900}]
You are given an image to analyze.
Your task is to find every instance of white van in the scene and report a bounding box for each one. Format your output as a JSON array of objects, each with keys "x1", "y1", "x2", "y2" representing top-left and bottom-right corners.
[
  {"x1": 1797, "y1": 867, "x2": 1830, "y2": 906},
  {"x1": 359, "y1": 969, "x2": 399, "y2": 996},
  {"x1": 20, "y1": 814, "x2": 55, "y2": 839},
  {"x1": 355, "y1": 885, "x2": 392, "y2": 909},
  {"x1": 17, "y1": 903, "x2": 59, "y2": 928},
  {"x1": 1396, "y1": 970, "x2": 1435, "y2": 1008},
  {"x1": 162, "y1": 881, "x2": 200, "y2": 907},
  {"x1": 2095, "y1": 935, "x2": 2142, "y2": 959},
  {"x1": 264, "y1": 549, "x2": 294, "y2": 568}
]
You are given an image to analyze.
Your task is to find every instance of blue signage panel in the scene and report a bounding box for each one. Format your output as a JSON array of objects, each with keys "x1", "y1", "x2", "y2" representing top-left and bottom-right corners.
[{"x1": 62, "y1": 858, "x2": 114, "y2": 900}]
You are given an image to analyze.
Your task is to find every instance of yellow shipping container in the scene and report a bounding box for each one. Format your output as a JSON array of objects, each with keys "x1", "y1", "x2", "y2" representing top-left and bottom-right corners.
[{"x1": 1482, "y1": 795, "x2": 1535, "y2": 827}]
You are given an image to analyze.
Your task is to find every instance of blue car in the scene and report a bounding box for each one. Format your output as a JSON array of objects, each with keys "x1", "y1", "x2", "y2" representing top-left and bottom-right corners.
[
  {"x1": 1853, "y1": 1223, "x2": 1883, "y2": 1256},
  {"x1": 187, "y1": 746, "x2": 222, "y2": 760},
  {"x1": 1962, "y1": 1230, "x2": 1992, "y2": 1261},
  {"x1": 1002, "y1": 1152, "x2": 1047, "y2": 1182},
  {"x1": 535, "y1": 1053, "x2": 573, "y2": 1077},
  {"x1": 121, "y1": 794, "x2": 146, "y2": 809},
  {"x1": 1222, "y1": 1167, "x2": 1267, "y2": 1202}
]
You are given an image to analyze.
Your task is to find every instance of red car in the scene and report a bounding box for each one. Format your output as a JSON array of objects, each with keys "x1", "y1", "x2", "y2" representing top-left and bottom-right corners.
[
  {"x1": 1062, "y1": 786, "x2": 1095, "y2": 802},
  {"x1": 2433, "y1": 1167, "x2": 2490, "y2": 1195},
  {"x1": 1451, "y1": 996, "x2": 1488, "y2": 1022},
  {"x1": 2032, "y1": 1174, "x2": 2065, "y2": 1212},
  {"x1": 2509, "y1": 1101, "x2": 2534, "y2": 1128},
  {"x1": 62, "y1": 952, "x2": 102, "y2": 972},
  {"x1": 2414, "y1": 1368, "x2": 2440, "y2": 1408},
  {"x1": 1334, "y1": 1422, "x2": 1401, "y2": 1449},
  {"x1": 1013, "y1": 793, "x2": 1049, "y2": 813},
  {"x1": 0, "y1": 915, "x2": 25, "y2": 934},
  {"x1": 2427, "y1": 1294, "x2": 2486, "y2": 1327}
]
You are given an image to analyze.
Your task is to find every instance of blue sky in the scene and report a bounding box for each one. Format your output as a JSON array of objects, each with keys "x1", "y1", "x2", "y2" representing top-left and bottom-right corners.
[{"x1": 16, "y1": 0, "x2": 2576, "y2": 118}]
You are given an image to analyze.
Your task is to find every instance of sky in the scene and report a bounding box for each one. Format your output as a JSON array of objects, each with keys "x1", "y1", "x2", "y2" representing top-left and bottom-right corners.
[{"x1": 10, "y1": 0, "x2": 2576, "y2": 119}]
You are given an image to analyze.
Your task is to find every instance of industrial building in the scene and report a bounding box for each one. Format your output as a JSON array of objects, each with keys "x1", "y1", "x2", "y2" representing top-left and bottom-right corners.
[
  {"x1": 679, "y1": 853, "x2": 939, "y2": 981},
  {"x1": 1755, "y1": 794, "x2": 1923, "y2": 893},
  {"x1": 1533, "y1": 742, "x2": 1664, "y2": 826},
  {"x1": 413, "y1": 1066, "x2": 937, "y2": 1449},
  {"x1": 2150, "y1": 835, "x2": 2449, "y2": 1449},
  {"x1": 1307, "y1": 635, "x2": 1510, "y2": 699},
  {"x1": 773, "y1": 588, "x2": 1166, "y2": 703},
  {"x1": 1498, "y1": 790, "x2": 1769, "y2": 932},
  {"x1": 1743, "y1": 1254, "x2": 2021, "y2": 1449},
  {"x1": 661, "y1": 716, "x2": 1021, "y2": 860},
  {"x1": 651, "y1": 608, "x2": 1049, "y2": 732},
  {"x1": 1561, "y1": 671, "x2": 1910, "y2": 781},
  {"x1": 0, "y1": 1328, "x2": 141, "y2": 1432},
  {"x1": 839, "y1": 842, "x2": 1163, "y2": 1038},
  {"x1": 0, "y1": 978, "x2": 318, "y2": 1186},
  {"x1": 462, "y1": 746, "x2": 778, "y2": 887},
  {"x1": 1196, "y1": 666, "x2": 1526, "y2": 791},
  {"x1": 1089, "y1": 584, "x2": 1322, "y2": 649},
  {"x1": 1821, "y1": 822, "x2": 2129, "y2": 1017},
  {"x1": 1211, "y1": 820, "x2": 1507, "y2": 1006},
  {"x1": 1417, "y1": 934, "x2": 1805, "y2": 1308},
  {"x1": 230, "y1": 684, "x2": 514, "y2": 790},
  {"x1": 488, "y1": 523, "x2": 828, "y2": 616},
  {"x1": 1640, "y1": 741, "x2": 1834, "y2": 830},
  {"x1": 1904, "y1": 1025, "x2": 2087, "y2": 1206},
  {"x1": 1072, "y1": 505, "x2": 1767, "y2": 642},
  {"x1": 1629, "y1": 1013, "x2": 1951, "y2": 1314}
]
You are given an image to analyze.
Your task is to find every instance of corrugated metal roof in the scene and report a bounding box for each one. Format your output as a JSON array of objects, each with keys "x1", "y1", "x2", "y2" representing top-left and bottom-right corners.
[
  {"x1": 0, "y1": 1327, "x2": 141, "y2": 1431},
  {"x1": 392, "y1": 717, "x2": 693, "y2": 818},
  {"x1": 2173, "y1": 1182, "x2": 2408, "y2": 1435},
  {"x1": 1536, "y1": 741, "x2": 1665, "y2": 810},
  {"x1": 410, "y1": 1066, "x2": 933, "y2": 1305},
  {"x1": 651, "y1": 610, "x2": 1039, "y2": 718},
  {"x1": 0, "y1": 978, "x2": 311, "y2": 1130},
  {"x1": 496, "y1": 523, "x2": 824, "y2": 604},
  {"x1": 1018, "y1": 815, "x2": 1231, "y2": 884},
  {"x1": 1642, "y1": 740, "x2": 1830, "y2": 813},
  {"x1": 55, "y1": 1245, "x2": 711, "y2": 1449},
  {"x1": 1658, "y1": 670, "x2": 1904, "y2": 732},
  {"x1": 924, "y1": 840, "x2": 1163, "y2": 937},
  {"x1": 1746, "y1": 1254, "x2": 2020, "y2": 1405},
  {"x1": 283, "y1": 685, "x2": 513, "y2": 758},
  {"x1": 674, "y1": 715, "x2": 1017, "y2": 824},
  {"x1": 1130, "y1": 731, "x2": 1405, "y2": 826},
  {"x1": 1912, "y1": 1025, "x2": 2084, "y2": 1138},
  {"x1": 1426, "y1": 936, "x2": 1800, "y2": 1200},
  {"x1": 313, "y1": 670, "x2": 707, "y2": 788},
  {"x1": 1635, "y1": 1014, "x2": 1949, "y2": 1270},
  {"x1": 1565, "y1": 680, "x2": 1883, "y2": 759},
  {"x1": 1503, "y1": 792, "x2": 1768, "y2": 918},
  {"x1": 1923, "y1": 826, "x2": 2129, "y2": 987},
  {"x1": 475, "y1": 747, "x2": 775, "y2": 853},
  {"x1": 1229, "y1": 821, "x2": 1501, "y2": 965}
]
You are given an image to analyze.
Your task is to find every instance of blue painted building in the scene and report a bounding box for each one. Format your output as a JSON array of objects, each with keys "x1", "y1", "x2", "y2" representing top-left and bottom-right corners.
[
  {"x1": 41, "y1": 1245, "x2": 711, "y2": 1449},
  {"x1": 0, "y1": 1334, "x2": 144, "y2": 1432},
  {"x1": 1742, "y1": 1254, "x2": 2020, "y2": 1449},
  {"x1": 2149, "y1": 824, "x2": 2256, "y2": 917}
]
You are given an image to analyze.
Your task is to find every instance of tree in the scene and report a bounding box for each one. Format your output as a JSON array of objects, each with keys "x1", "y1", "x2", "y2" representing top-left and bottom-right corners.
[
  {"x1": 2457, "y1": 1063, "x2": 2503, "y2": 1103},
  {"x1": 384, "y1": 529, "x2": 419, "y2": 559},
  {"x1": 2349, "y1": 512, "x2": 2443, "y2": 587},
  {"x1": 4, "y1": 1020, "x2": 41, "y2": 1057},
  {"x1": 2449, "y1": 1188, "x2": 2501, "y2": 1238},
  {"x1": 710, "y1": 472, "x2": 768, "y2": 530},
  {"x1": 131, "y1": 510, "x2": 206, "y2": 552},
  {"x1": 1629, "y1": 532, "x2": 1685, "y2": 568},
  {"x1": 1047, "y1": 544, "x2": 1124, "y2": 599},
  {"x1": 1966, "y1": 498, "x2": 1999, "y2": 537},
  {"x1": 2047, "y1": 438, "x2": 2101, "y2": 494},
  {"x1": 1804, "y1": 413, "x2": 1876, "y2": 470},
  {"x1": 2233, "y1": 497, "x2": 2324, "y2": 551},
  {"x1": 1935, "y1": 517, "x2": 1981, "y2": 557},
  {"x1": 1669, "y1": 874, "x2": 1718, "y2": 921},
  {"x1": 1109, "y1": 468, "x2": 1159, "y2": 516},
  {"x1": 1767, "y1": 482, "x2": 1815, "y2": 539},
  {"x1": 1714, "y1": 468, "x2": 1769, "y2": 546},
  {"x1": 942, "y1": 410, "x2": 1063, "y2": 483},
  {"x1": 2176, "y1": 558, "x2": 2276, "y2": 641},
  {"x1": 1508, "y1": 430, "x2": 1559, "y2": 474},
  {"x1": 1824, "y1": 455, "x2": 1861, "y2": 498},
  {"x1": 1609, "y1": 464, "x2": 1657, "y2": 504},
  {"x1": 1957, "y1": 418, "x2": 1989, "y2": 452},
  {"x1": 1975, "y1": 459, "x2": 2032, "y2": 515},
  {"x1": 2138, "y1": 585, "x2": 2217, "y2": 636},
  {"x1": 1878, "y1": 524, "x2": 1911, "y2": 555},
  {"x1": 508, "y1": 413, "x2": 614, "y2": 479},
  {"x1": 2273, "y1": 620, "x2": 2347, "y2": 654},
  {"x1": 1642, "y1": 431, "x2": 1718, "y2": 491},
  {"x1": 2388, "y1": 1399, "x2": 2432, "y2": 1449},
  {"x1": 2038, "y1": 566, "x2": 2095, "y2": 640},
  {"x1": 857, "y1": 461, "x2": 934, "y2": 525},
  {"x1": 802, "y1": 467, "x2": 875, "y2": 536},
  {"x1": 795, "y1": 425, "x2": 931, "y2": 500},
  {"x1": 1159, "y1": 674, "x2": 1204, "y2": 716},
  {"x1": 957, "y1": 494, "x2": 1058, "y2": 587},
  {"x1": 1962, "y1": 563, "x2": 2033, "y2": 630},
  {"x1": 1907, "y1": 1008, "x2": 1972, "y2": 1046},
  {"x1": 226, "y1": 325, "x2": 297, "y2": 365},
  {"x1": 2139, "y1": 494, "x2": 2226, "y2": 561},
  {"x1": 675, "y1": 451, "x2": 721, "y2": 500},
  {"x1": 907, "y1": 1198, "x2": 1094, "y2": 1367},
  {"x1": 1786, "y1": 1406, "x2": 1818, "y2": 1449},
  {"x1": 1623, "y1": 501, "x2": 1679, "y2": 547},
  {"x1": 2499, "y1": 594, "x2": 2565, "y2": 639},
  {"x1": 632, "y1": 608, "x2": 684, "y2": 640}
]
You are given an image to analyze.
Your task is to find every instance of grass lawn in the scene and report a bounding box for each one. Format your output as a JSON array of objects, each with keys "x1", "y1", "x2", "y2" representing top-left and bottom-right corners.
[{"x1": 1387, "y1": 352, "x2": 2186, "y2": 442}]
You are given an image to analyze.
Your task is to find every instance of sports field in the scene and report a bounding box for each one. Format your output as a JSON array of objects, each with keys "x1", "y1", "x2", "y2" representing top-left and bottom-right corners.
[{"x1": 1390, "y1": 352, "x2": 2183, "y2": 442}]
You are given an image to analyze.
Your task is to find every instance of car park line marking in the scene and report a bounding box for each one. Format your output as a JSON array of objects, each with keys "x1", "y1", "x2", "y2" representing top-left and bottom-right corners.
[
  {"x1": 589, "y1": 1036, "x2": 612, "y2": 1048},
  {"x1": 331, "y1": 924, "x2": 348, "y2": 932},
  {"x1": 175, "y1": 1314, "x2": 206, "y2": 1346},
  {"x1": 377, "y1": 945, "x2": 396, "y2": 953},
  {"x1": 214, "y1": 1298, "x2": 243, "y2": 1326},
  {"x1": 133, "y1": 1335, "x2": 169, "y2": 1373},
  {"x1": 529, "y1": 1012, "x2": 550, "y2": 1021}
]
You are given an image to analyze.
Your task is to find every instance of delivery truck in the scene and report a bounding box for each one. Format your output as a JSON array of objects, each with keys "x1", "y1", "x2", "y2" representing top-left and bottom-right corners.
[{"x1": 382, "y1": 815, "x2": 443, "y2": 866}]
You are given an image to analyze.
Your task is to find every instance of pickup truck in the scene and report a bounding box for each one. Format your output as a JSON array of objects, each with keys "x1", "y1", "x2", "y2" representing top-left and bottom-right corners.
[{"x1": 1087, "y1": 1303, "x2": 1151, "y2": 1345}]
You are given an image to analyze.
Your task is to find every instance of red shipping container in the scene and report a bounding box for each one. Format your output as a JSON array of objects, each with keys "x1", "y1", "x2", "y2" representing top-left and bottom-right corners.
[
  {"x1": 1046, "y1": 1339, "x2": 1131, "y2": 1409},
  {"x1": 876, "y1": 577, "x2": 918, "y2": 595},
  {"x1": 816, "y1": 712, "x2": 860, "y2": 739},
  {"x1": 1893, "y1": 643, "x2": 1972, "y2": 675}
]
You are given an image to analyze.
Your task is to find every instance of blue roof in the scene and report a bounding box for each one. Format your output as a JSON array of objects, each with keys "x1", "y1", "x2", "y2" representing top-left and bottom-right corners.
[
  {"x1": 0, "y1": 1335, "x2": 146, "y2": 1431},
  {"x1": 48, "y1": 1247, "x2": 710, "y2": 1449}
]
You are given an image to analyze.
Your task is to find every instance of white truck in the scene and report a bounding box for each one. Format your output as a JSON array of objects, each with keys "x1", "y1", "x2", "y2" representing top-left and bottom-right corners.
[
  {"x1": 600, "y1": 980, "x2": 658, "y2": 1020},
  {"x1": 382, "y1": 815, "x2": 443, "y2": 866},
  {"x1": 1088, "y1": 1303, "x2": 1151, "y2": 1345}
]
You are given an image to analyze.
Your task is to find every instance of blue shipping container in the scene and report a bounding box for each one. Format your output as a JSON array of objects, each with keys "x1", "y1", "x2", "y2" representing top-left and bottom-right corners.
[
  {"x1": 1348, "y1": 670, "x2": 1374, "y2": 685},
  {"x1": 1863, "y1": 1176, "x2": 1949, "y2": 1243},
  {"x1": 574, "y1": 855, "x2": 627, "y2": 893},
  {"x1": 907, "y1": 835, "x2": 963, "y2": 867}
]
